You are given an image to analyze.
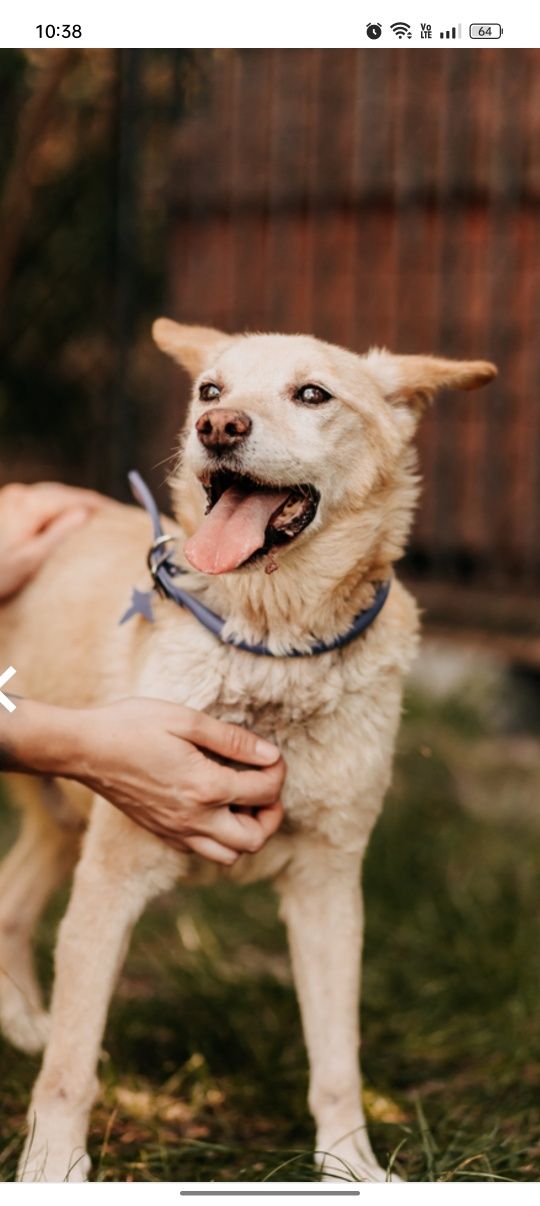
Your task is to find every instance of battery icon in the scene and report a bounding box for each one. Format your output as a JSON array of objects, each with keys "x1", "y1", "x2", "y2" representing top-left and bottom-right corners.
[{"x1": 469, "y1": 23, "x2": 503, "y2": 38}]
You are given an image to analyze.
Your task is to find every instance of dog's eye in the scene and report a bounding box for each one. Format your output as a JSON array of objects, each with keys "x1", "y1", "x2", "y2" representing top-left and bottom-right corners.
[
  {"x1": 199, "y1": 382, "x2": 221, "y2": 402},
  {"x1": 295, "y1": 384, "x2": 332, "y2": 406}
]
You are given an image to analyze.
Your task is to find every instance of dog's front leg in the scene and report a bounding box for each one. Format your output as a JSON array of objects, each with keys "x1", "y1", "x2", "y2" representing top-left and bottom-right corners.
[
  {"x1": 18, "y1": 799, "x2": 180, "y2": 1183},
  {"x1": 277, "y1": 839, "x2": 391, "y2": 1183}
]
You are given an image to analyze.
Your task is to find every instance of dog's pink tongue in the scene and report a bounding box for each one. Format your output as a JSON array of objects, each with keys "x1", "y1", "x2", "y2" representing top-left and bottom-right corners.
[{"x1": 184, "y1": 485, "x2": 289, "y2": 574}]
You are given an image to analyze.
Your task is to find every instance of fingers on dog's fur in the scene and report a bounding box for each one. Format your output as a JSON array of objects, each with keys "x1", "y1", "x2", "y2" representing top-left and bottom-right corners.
[
  {"x1": 186, "y1": 711, "x2": 279, "y2": 767},
  {"x1": 152, "y1": 317, "x2": 233, "y2": 377},
  {"x1": 365, "y1": 348, "x2": 498, "y2": 411},
  {"x1": 216, "y1": 764, "x2": 284, "y2": 809},
  {"x1": 187, "y1": 835, "x2": 239, "y2": 866}
]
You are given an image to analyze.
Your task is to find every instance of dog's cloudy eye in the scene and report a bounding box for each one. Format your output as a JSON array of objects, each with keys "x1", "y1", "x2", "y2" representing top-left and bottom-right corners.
[
  {"x1": 295, "y1": 384, "x2": 332, "y2": 406},
  {"x1": 199, "y1": 382, "x2": 221, "y2": 402}
]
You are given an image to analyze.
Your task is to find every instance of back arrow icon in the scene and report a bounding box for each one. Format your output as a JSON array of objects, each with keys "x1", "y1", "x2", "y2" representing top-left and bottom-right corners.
[{"x1": 0, "y1": 667, "x2": 16, "y2": 713}]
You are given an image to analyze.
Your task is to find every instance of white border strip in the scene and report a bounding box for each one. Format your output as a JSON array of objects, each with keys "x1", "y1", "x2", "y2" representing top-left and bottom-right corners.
[
  {"x1": 2, "y1": 1184, "x2": 540, "y2": 1200},
  {"x1": 0, "y1": 1, "x2": 537, "y2": 50}
]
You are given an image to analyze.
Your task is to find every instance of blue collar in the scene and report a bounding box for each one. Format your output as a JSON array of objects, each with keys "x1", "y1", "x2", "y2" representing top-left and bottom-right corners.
[{"x1": 120, "y1": 470, "x2": 391, "y2": 658}]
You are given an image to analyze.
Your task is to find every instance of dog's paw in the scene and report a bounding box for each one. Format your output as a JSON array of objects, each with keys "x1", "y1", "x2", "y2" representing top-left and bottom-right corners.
[
  {"x1": 0, "y1": 1001, "x2": 50, "y2": 1055},
  {"x1": 321, "y1": 1160, "x2": 402, "y2": 1183},
  {"x1": 17, "y1": 1132, "x2": 91, "y2": 1183},
  {"x1": 319, "y1": 1156, "x2": 400, "y2": 1183},
  {"x1": 316, "y1": 1132, "x2": 402, "y2": 1183},
  {"x1": 17, "y1": 1148, "x2": 91, "y2": 1183}
]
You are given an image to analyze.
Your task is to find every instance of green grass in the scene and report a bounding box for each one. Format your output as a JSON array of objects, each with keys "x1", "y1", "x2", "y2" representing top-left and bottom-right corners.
[{"x1": 1, "y1": 681, "x2": 540, "y2": 1181}]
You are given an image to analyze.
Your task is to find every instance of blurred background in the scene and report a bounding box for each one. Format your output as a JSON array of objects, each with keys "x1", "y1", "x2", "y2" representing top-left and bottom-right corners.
[
  {"x1": 2, "y1": 48, "x2": 540, "y2": 1182},
  {"x1": 2, "y1": 48, "x2": 540, "y2": 649}
]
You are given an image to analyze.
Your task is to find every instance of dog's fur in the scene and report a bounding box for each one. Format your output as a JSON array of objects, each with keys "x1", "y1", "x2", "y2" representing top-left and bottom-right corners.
[{"x1": 0, "y1": 323, "x2": 496, "y2": 1181}]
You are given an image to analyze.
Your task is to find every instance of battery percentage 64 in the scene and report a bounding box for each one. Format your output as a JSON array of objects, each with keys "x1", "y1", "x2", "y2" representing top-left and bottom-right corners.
[{"x1": 469, "y1": 23, "x2": 503, "y2": 38}]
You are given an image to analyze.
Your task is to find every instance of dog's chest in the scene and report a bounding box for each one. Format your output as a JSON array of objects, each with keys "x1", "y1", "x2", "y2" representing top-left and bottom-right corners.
[
  {"x1": 140, "y1": 611, "x2": 354, "y2": 731},
  {"x1": 136, "y1": 612, "x2": 404, "y2": 847}
]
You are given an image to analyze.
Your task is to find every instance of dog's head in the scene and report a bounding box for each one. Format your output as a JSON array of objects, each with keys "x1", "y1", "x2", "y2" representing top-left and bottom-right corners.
[{"x1": 154, "y1": 319, "x2": 497, "y2": 578}]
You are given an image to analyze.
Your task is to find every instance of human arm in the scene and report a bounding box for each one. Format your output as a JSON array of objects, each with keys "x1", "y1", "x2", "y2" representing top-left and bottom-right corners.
[
  {"x1": 0, "y1": 697, "x2": 284, "y2": 865},
  {"x1": 0, "y1": 481, "x2": 285, "y2": 864}
]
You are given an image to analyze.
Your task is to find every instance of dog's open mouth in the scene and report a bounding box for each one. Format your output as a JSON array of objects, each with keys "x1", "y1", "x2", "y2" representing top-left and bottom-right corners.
[{"x1": 184, "y1": 469, "x2": 320, "y2": 575}]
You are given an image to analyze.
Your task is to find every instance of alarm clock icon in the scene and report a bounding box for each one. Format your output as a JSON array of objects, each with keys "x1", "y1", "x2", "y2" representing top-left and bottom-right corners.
[{"x1": 367, "y1": 22, "x2": 382, "y2": 39}]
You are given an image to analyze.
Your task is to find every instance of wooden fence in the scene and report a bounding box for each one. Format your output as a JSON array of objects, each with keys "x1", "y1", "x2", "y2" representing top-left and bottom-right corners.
[{"x1": 165, "y1": 48, "x2": 540, "y2": 648}]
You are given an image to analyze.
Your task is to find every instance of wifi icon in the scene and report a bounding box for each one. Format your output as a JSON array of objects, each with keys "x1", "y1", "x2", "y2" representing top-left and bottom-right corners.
[{"x1": 391, "y1": 21, "x2": 412, "y2": 38}]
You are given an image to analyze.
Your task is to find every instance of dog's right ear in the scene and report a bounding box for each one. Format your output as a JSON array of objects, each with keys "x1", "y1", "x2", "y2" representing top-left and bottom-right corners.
[{"x1": 152, "y1": 318, "x2": 233, "y2": 378}]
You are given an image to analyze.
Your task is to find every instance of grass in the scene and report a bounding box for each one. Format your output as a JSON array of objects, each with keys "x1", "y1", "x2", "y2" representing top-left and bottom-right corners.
[{"x1": 1, "y1": 672, "x2": 540, "y2": 1181}]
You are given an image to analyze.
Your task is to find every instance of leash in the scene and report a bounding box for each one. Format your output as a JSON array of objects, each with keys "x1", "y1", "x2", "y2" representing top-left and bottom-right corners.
[{"x1": 120, "y1": 470, "x2": 391, "y2": 657}]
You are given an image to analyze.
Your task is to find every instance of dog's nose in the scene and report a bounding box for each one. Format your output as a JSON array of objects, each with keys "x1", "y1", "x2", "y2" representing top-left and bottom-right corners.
[{"x1": 195, "y1": 408, "x2": 252, "y2": 453}]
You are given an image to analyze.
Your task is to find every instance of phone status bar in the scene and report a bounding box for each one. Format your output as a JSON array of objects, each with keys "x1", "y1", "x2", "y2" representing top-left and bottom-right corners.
[{"x1": 365, "y1": 21, "x2": 503, "y2": 42}]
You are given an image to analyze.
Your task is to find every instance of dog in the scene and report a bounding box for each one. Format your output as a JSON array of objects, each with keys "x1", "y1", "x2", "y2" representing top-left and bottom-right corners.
[{"x1": 0, "y1": 321, "x2": 496, "y2": 1181}]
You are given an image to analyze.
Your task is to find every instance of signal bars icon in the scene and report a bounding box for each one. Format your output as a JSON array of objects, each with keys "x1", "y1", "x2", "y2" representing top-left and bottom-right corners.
[{"x1": 391, "y1": 21, "x2": 412, "y2": 39}]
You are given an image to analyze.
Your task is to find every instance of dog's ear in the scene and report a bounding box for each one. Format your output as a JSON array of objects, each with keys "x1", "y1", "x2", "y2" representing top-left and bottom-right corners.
[
  {"x1": 365, "y1": 348, "x2": 497, "y2": 412},
  {"x1": 152, "y1": 318, "x2": 233, "y2": 377}
]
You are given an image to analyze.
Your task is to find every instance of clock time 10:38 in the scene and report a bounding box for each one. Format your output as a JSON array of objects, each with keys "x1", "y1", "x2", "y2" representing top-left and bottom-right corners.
[{"x1": 36, "y1": 24, "x2": 82, "y2": 37}]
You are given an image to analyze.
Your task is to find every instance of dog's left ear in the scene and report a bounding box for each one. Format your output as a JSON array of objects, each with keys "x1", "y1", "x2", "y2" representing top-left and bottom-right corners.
[
  {"x1": 152, "y1": 318, "x2": 234, "y2": 378},
  {"x1": 365, "y1": 349, "x2": 498, "y2": 412}
]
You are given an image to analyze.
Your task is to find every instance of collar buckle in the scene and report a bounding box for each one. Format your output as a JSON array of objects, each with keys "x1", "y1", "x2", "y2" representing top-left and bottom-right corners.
[{"x1": 147, "y1": 534, "x2": 178, "y2": 596}]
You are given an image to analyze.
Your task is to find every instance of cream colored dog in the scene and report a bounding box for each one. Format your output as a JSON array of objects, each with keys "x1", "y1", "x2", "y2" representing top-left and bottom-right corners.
[{"x1": 0, "y1": 322, "x2": 496, "y2": 1182}]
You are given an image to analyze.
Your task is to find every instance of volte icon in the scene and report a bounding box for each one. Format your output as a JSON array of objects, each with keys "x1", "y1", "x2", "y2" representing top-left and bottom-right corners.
[{"x1": 0, "y1": 666, "x2": 16, "y2": 713}]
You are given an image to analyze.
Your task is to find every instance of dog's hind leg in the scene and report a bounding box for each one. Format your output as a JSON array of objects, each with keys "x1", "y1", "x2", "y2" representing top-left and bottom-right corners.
[
  {"x1": 18, "y1": 797, "x2": 180, "y2": 1183},
  {"x1": 277, "y1": 838, "x2": 396, "y2": 1184},
  {"x1": 0, "y1": 781, "x2": 80, "y2": 1054}
]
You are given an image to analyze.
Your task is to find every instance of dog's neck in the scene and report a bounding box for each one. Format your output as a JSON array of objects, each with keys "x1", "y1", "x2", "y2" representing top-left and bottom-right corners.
[
  {"x1": 203, "y1": 546, "x2": 388, "y2": 652},
  {"x1": 171, "y1": 456, "x2": 417, "y2": 650}
]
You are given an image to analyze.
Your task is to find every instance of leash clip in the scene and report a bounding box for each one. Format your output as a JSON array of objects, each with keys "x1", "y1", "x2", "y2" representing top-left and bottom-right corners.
[
  {"x1": 147, "y1": 533, "x2": 178, "y2": 581},
  {"x1": 147, "y1": 534, "x2": 179, "y2": 598}
]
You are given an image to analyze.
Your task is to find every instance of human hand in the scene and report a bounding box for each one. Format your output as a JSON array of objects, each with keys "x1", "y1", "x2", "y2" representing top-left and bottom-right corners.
[
  {"x1": 0, "y1": 482, "x2": 103, "y2": 598},
  {"x1": 61, "y1": 699, "x2": 286, "y2": 865}
]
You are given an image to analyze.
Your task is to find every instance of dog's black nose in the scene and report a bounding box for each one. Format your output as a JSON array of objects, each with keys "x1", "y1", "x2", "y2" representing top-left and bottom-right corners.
[{"x1": 196, "y1": 408, "x2": 252, "y2": 453}]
